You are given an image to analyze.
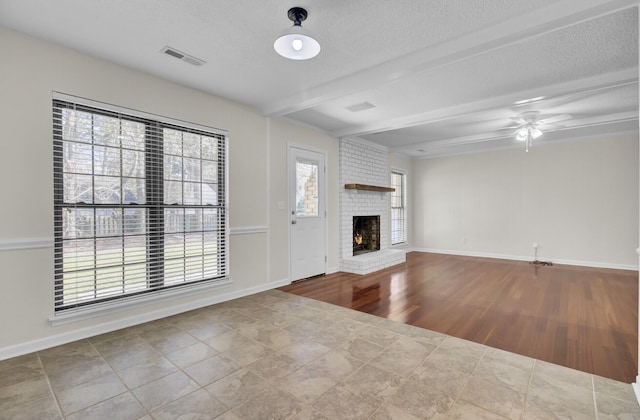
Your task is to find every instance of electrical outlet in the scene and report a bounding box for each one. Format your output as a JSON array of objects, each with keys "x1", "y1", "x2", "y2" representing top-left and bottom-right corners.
[{"x1": 533, "y1": 242, "x2": 538, "y2": 249}]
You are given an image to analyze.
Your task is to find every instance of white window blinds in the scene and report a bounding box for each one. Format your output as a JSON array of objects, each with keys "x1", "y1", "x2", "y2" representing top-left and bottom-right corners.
[
  {"x1": 391, "y1": 171, "x2": 406, "y2": 245},
  {"x1": 53, "y1": 94, "x2": 228, "y2": 312}
]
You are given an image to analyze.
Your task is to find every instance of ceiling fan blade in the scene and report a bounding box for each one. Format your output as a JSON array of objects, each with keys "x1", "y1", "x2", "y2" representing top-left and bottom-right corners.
[
  {"x1": 538, "y1": 123, "x2": 564, "y2": 130},
  {"x1": 492, "y1": 127, "x2": 520, "y2": 135},
  {"x1": 509, "y1": 117, "x2": 527, "y2": 125},
  {"x1": 538, "y1": 114, "x2": 572, "y2": 125}
]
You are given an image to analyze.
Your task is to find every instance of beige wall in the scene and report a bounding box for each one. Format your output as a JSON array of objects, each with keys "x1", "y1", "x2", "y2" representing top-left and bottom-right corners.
[
  {"x1": 0, "y1": 27, "x2": 337, "y2": 352},
  {"x1": 413, "y1": 134, "x2": 639, "y2": 268}
]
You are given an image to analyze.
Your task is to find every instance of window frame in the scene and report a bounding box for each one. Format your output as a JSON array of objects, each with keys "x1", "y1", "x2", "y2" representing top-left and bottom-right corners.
[
  {"x1": 52, "y1": 92, "x2": 229, "y2": 316},
  {"x1": 390, "y1": 169, "x2": 407, "y2": 245}
]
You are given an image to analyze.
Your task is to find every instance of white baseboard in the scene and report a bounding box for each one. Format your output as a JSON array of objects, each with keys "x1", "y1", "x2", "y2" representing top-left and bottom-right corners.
[
  {"x1": 326, "y1": 265, "x2": 339, "y2": 275},
  {"x1": 0, "y1": 278, "x2": 291, "y2": 361},
  {"x1": 412, "y1": 248, "x2": 639, "y2": 271}
]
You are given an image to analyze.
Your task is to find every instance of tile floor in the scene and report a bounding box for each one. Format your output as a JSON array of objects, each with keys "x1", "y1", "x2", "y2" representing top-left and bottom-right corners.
[{"x1": 1, "y1": 290, "x2": 639, "y2": 419}]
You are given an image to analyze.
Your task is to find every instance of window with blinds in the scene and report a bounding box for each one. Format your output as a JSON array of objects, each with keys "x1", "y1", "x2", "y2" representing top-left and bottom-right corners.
[
  {"x1": 390, "y1": 170, "x2": 406, "y2": 245},
  {"x1": 53, "y1": 94, "x2": 228, "y2": 312}
]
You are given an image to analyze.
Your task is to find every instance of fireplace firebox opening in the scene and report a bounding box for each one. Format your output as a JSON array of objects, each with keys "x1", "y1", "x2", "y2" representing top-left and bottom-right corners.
[{"x1": 353, "y1": 215, "x2": 380, "y2": 256}]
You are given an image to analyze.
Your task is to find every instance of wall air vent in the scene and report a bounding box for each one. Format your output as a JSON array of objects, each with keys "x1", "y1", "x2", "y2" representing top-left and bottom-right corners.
[
  {"x1": 346, "y1": 101, "x2": 376, "y2": 112},
  {"x1": 160, "y1": 46, "x2": 206, "y2": 66}
]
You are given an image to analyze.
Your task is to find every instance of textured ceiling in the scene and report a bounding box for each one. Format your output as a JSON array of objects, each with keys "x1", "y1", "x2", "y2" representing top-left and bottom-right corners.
[{"x1": 0, "y1": 0, "x2": 637, "y2": 157}]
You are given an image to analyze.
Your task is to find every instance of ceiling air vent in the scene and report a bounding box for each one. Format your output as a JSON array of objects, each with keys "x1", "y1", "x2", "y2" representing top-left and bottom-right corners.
[
  {"x1": 346, "y1": 101, "x2": 376, "y2": 112},
  {"x1": 160, "y1": 46, "x2": 206, "y2": 66}
]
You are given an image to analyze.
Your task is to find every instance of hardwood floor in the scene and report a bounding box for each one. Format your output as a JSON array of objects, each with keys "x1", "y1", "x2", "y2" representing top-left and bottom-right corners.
[{"x1": 280, "y1": 252, "x2": 639, "y2": 383}]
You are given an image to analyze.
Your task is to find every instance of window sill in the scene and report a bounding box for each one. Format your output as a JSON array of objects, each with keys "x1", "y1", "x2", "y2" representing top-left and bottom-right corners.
[
  {"x1": 49, "y1": 278, "x2": 231, "y2": 326},
  {"x1": 391, "y1": 242, "x2": 408, "y2": 248}
]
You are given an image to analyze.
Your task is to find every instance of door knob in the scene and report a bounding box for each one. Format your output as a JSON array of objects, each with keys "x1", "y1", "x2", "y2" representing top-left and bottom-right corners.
[{"x1": 291, "y1": 220, "x2": 297, "y2": 224}]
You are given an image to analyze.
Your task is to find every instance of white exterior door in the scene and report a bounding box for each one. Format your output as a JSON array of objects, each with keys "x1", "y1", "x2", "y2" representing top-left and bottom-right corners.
[{"x1": 289, "y1": 146, "x2": 326, "y2": 281}]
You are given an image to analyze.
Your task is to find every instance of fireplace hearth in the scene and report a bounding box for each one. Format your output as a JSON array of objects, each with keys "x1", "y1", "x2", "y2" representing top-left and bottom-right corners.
[{"x1": 353, "y1": 215, "x2": 380, "y2": 256}]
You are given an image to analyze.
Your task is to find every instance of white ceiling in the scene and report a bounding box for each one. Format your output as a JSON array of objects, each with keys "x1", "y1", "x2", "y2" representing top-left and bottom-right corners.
[{"x1": 0, "y1": 0, "x2": 637, "y2": 157}]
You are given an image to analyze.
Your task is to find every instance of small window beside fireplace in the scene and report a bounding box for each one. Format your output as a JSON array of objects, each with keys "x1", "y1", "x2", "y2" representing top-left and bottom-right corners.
[{"x1": 353, "y1": 215, "x2": 380, "y2": 256}]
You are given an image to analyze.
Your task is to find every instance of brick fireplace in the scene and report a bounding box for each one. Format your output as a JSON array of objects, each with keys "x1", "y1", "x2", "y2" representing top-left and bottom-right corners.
[{"x1": 339, "y1": 137, "x2": 405, "y2": 274}]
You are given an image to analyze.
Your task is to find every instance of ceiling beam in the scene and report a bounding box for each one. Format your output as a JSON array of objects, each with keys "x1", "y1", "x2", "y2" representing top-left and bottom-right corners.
[{"x1": 330, "y1": 69, "x2": 639, "y2": 138}]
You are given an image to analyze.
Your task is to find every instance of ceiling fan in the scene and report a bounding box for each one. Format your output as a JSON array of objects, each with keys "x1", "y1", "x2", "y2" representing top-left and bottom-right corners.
[{"x1": 510, "y1": 111, "x2": 572, "y2": 152}]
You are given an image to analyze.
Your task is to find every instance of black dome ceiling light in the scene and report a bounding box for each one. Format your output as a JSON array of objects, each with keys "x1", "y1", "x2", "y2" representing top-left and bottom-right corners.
[{"x1": 274, "y1": 7, "x2": 321, "y2": 60}]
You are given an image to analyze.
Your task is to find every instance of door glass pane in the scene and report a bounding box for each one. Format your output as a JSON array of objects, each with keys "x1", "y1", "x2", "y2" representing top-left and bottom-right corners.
[{"x1": 296, "y1": 160, "x2": 319, "y2": 217}]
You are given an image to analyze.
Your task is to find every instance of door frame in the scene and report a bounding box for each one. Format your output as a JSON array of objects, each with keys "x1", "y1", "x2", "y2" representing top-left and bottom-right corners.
[{"x1": 287, "y1": 142, "x2": 328, "y2": 282}]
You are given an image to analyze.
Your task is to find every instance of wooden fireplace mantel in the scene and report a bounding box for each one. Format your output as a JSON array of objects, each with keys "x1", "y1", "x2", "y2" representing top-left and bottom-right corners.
[{"x1": 344, "y1": 184, "x2": 395, "y2": 192}]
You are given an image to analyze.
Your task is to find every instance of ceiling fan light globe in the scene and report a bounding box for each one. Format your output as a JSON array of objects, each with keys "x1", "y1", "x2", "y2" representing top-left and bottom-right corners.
[
  {"x1": 531, "y1": 128, "x2": 543, "y2": 139},
  {"x1": 516, "y1": 128, "x2": 528, "y2": 141}
]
